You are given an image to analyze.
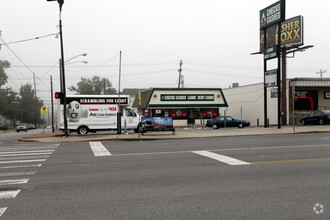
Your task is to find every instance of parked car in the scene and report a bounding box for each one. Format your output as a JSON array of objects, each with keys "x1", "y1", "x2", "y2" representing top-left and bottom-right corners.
[
  {"x1": 206, "y1": 116, "x2": 251, "y2": 129},
  {"x1": 27, "y1": 124, "x2": 36, "y2": 130},
  {"x1": 16, "y1": 123, "x2": 28, "y2": 132},
  {"x1": 300, "y1": 110, "x2": 330, "y2": 125}
]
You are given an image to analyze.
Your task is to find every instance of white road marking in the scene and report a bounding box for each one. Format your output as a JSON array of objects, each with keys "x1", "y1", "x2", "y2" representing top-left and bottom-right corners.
[
  {"x1": 107, "y1": 144, "x2": 330, "y2": 157},
  {"x1": 0, "y1": 164, "x2": 42, "y2": 169},
  {"x1": 0, "y1": 155, "x2": 50, "y2": 161},
  {"x1": 0, "y1": 207, "x2": 7, "y2": 217},
  {"x1": 0, "y1": 159, "x2": 46, "y2": 164},
  {"x1": 89, "y1": 142, "x2": 111, "y2": 156},
  {"x1": 0, "y1": 171, "x2": 36, "y2": 177},
  {"x1": 0, "y1": 152, "x2": 52, "y2": 157},
  {"x1": 0, "y1": 190, "x2": 21, "y2": 199},
  {"x1": 192, "y1": 151, "x2": 250, "y2": 165},
  {"x1": 0, "y1": 179, "x2": 29, "y2": 185},
  {"x1": 0, "y1": 150, "x2": 54, "y2": 155}
]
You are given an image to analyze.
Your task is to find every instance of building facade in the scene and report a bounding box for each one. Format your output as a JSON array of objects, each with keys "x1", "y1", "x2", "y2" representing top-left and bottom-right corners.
[
  {"x1": 222, "y1": 78, "x2": 330, "y2": 126},
  {"x1": 132, "y1": 88, "x2": 228, "y2": 127}
]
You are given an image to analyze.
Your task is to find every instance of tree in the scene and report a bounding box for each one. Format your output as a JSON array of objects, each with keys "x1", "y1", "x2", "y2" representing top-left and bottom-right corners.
[
  {"x1": 69, "y1": 76, "x2": 117, "y2": 95},
  {"x1": 0, "y1": 60, "x2": 12, "y2": 121},
  {"x1": 0, "y1": 60, "x2": 10, "y2": 87},
  {"x1": 18, "y1": 84, "x2": 44, "y2": 125}
]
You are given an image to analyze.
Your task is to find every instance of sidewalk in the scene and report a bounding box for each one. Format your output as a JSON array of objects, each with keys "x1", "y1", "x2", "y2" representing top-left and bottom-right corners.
[{"x1": 18, "y1": 125, "x2": 330, "y2": 143}]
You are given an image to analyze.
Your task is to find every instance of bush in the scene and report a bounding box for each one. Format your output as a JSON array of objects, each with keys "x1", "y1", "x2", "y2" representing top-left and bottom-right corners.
[{"x1": 0, "y1": 125, "x2": 9, "y2": 130}]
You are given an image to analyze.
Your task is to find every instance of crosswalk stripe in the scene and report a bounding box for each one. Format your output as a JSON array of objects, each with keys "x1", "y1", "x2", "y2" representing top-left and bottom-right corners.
[
  {"x1": 0, "y1": 164, "x2": 42, "y2": 169},
  {"x1": 0, "y1": 190, "x2": 21, "y2": 199},
  {"x1": 0, "y1": 155, "x2": 50, "y2": 161},
  {"x1": 0, "y1": 159, "x2": 46, "y2": 164},
  {"x1": 89, "y1": 142, "x2": 111, "y2": 156},
  {"x1": 0, "y1": 207, "x2": 7, "y2": 217},
  {"x1": 0, "y1": 171, "x2": 36, "y2": 177},
  {"x1": 192, "y1": 151, "x2": 250, "y2": 165},
  {"x1": 0, "y1": 179, "x2": 29, "y2": 185},
  {"x1": 0, "y1": 152, "x2": 52, "y2": 157},
  {"x1": 0, "y1": 150, "x2": 54, "y2": 155}
]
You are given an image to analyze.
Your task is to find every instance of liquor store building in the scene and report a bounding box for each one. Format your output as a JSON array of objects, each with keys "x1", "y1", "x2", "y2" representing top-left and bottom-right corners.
[{"x1": 132, "y1": 88, "x2": 228, "y2": 127}]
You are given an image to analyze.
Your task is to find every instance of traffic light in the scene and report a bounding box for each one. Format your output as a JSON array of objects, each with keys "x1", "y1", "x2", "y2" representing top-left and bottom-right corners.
[{"x1": 55, "y1": 92, "x2": 63, "y2": 100}]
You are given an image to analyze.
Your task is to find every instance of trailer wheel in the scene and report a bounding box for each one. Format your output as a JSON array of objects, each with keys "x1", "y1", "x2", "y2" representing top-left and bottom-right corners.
[{"x1": 77, "y1": 126, "x2": 88, "y2": 135}]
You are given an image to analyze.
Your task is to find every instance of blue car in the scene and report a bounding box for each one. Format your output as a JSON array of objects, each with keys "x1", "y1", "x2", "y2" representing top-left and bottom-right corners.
[{"x1": 300, "y1": 110, "x2": 330, "y2": 125}]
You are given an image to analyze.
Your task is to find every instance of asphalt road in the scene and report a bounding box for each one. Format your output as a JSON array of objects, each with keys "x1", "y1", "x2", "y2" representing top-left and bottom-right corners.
[{"x1": 0, "y1": 132, "x2": 329, "y2": 219}]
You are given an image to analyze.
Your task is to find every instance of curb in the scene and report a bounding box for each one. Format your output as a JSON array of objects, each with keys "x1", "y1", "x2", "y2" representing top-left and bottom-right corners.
[{"x1": 17, "y1": 127, "x2": 330, "y2": 143}]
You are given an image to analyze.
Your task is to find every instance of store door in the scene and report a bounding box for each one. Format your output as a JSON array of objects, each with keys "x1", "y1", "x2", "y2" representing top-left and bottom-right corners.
[{"x1": 188, "y1": 109, "x2": 196, "y2": 125}]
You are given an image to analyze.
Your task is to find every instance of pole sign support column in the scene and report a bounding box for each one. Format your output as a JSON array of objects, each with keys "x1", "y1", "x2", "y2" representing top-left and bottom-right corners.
[{"x1": 260, "y1": 0, "x2": 285, "y2": 129}]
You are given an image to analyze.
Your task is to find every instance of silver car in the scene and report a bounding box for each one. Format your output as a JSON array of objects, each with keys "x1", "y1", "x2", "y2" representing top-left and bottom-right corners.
[{"x1": 16, "y1": 123, "x2": 28, "y2": 132}]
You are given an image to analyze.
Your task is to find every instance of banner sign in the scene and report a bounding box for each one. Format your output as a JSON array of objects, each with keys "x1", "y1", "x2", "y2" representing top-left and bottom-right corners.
[
  {"x1": 265, "y1": 69, "x2": 278, "y2": 87},
  {"x1": 64, "y1": 97, "x2": 129, "y2": 105},
  {"x1": 141, "y1": 117, "x2": 173, "y2": 128},
  {"x1": 260, "y1": 1, "x2": 282, "y2": 29},
  {"x1": 260, "y1": 16, "x2": 304, "y2": 51},
  {"x1": 160, "y1": 94, "x2": 214, "y2": 102}
]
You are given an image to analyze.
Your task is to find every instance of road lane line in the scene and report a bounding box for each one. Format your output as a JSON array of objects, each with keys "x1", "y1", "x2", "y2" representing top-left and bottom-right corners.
[
  {"x1": 192, "y1": 151, "x2": 250, "y2": 165},
  {"x1": 89, "y1": 142, "x2": 111, "y2": 156},
  {"x1": 0, "y1": 164, "x2": 42, "y2": 169},
  {"x1": 0, "y1": 207, "x2": 7, "y2": 217},
  {"x1": 0, "y1": 179, "x2": 29, "y2": 185},
  {"x1": 250, "y1": 157, "x2": 330, "y2": 165},
  {"x1": 0, "y1": 190, "x2": 21, "y2": 199},
  {"x1": 0, "y1": 171, "x2": 36, "y2": 177},
  {"x1": 0, "y1": 159, "x2": 46, "y2": 164}
]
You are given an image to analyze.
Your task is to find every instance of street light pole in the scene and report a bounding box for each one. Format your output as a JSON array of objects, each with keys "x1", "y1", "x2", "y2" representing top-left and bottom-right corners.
[{"x1": 47, "y1": 0, "x2": 68, "y2": 135}]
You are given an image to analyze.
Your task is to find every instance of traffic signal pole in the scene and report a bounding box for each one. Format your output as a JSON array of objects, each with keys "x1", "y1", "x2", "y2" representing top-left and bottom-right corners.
[{"x1": 58, "y1": 7, "x2": 68, "y2": 136}]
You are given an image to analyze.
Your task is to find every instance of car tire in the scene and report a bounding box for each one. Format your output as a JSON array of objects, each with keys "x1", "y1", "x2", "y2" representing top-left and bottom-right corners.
[
  {"x1": 301, "y1": 120, "x2": 305, "y2": 126},
  {"x1": 212, "y1": 124, "x2": 218, "y2": 129},
  {"x1": 319, "y1": 119, "x2": 324, "y2": 125},
  {"x1": 238, "y1": 124, "x2": 244, "y2": 128},
  {"x1": 77, "y1": 126, "x2": 88, "y2": 135}
]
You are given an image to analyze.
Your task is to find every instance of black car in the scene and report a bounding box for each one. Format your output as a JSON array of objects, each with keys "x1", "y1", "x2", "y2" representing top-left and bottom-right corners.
[
  {"x1": 300, "y1": 110, "x2": 330, "y2": 125},
  {"x1": 206, "y1": 116, "x2": 251, "y2": 129}
]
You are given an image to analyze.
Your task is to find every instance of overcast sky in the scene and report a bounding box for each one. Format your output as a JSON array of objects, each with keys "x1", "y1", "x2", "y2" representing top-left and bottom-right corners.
[{"x1": 1, "y1": 0, "x2": 329, "y2": 105}]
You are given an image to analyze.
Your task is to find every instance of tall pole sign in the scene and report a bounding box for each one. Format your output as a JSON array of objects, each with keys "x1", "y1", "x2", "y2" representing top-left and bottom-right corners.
[{"x1": 260, "y1": 0, "x2": 285, "y2": 129}]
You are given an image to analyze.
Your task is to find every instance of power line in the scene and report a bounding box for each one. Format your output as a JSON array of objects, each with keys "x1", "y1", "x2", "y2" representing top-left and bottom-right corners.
[{"x1": 0, "y1": 33, "x2": 58, "y2": 46}]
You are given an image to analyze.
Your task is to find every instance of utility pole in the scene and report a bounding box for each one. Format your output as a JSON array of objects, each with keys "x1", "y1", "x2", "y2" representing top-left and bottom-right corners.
[
  {"x1": 50, "y1": 75, "x2": 55, "y2": 133},
  {"x1": 316, "y1": 69, "x2": 327, "y2": 78},
  {"x1": 117, "y1": 51, "x2": 122, "y2": 134},
  {"x1": 178, "y1": 60, "x2": 183, "y2": 88},
  {"x1": 33, "y1": 72, "x2": 38, "y2": 127}
]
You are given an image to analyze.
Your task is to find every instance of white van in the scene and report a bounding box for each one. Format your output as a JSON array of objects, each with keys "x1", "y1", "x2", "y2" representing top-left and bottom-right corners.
[{"x1": 58, "y1": 95, "x2": 140, "y2": 134}]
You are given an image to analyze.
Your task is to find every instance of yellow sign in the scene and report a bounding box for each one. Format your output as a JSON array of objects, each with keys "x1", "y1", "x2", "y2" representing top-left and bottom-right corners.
[{"x1": 41, "y1": 105, "x2": 48, "y2": 114}]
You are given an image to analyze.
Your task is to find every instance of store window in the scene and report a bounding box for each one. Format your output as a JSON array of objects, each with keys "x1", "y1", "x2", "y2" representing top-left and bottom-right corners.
[{"x1": 294, "y1": 91, "x2": 318, "y2": 111}]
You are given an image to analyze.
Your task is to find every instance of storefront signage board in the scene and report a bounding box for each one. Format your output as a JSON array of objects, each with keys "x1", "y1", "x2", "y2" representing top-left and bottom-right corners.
[
  {"x1": 265, "y1": 69, "x2": 278, "y2": 87},
  {"x1": 260, "y1": 1, "x2": 281, "y2": 29},
  {"x1": 160, "y1": 94, "x2": 214, "y2": 102},
  {"x1": 264, "y1": 46, "x2": 278, "y2": 60}
]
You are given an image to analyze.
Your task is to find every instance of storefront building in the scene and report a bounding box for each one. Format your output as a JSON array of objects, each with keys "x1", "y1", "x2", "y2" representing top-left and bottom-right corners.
[
  {"x1": 222, "y1": 78, "x2": 330, "y2": 126},
  {"x1": 132, "y1": 88, "x2": 228, "y2": 127}
]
